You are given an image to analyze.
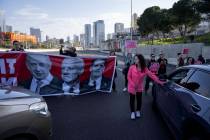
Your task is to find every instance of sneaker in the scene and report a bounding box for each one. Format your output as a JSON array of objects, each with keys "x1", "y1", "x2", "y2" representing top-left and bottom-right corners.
[
  {"x1": 136, "y1": 111, "x2": 141, "y2": 118},
  {"x1": 123, "y1": 88, "x2": 127, "y2": 92},
  {"x1": 131, "y1": 112, "x2": 135, "y2": 120}
]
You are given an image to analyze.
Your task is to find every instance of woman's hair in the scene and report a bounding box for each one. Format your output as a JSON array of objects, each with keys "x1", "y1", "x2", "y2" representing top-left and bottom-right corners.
[
  {"x1": 187, "y1": 57, "x2": 195, "y2": 64},
  {"x1": 135, "y1": 54, "x2": 146, "y2": 72}
]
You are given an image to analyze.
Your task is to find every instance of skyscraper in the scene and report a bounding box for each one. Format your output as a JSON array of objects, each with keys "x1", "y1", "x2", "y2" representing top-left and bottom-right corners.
[
  {"x1": 73, "y1": 35, "x2": 79, "y2": 43},
  {"x1": 132, "y1": 13, "x2": 138, "y2": 31},
  {"x1": 30, "y1": 27, "x2": 41, "y2": 42},
  {"x1": 114, "y1": 23, "x2": 124, "y2": 34},
  {"x1": 67, "y1": 36, "x2": 70, "y2": 43},
  {"x1": 93, "y1": 20, "x2": 105, "y2": 47},
  {"x1": 80, "y1": 34, "x2": 85, "y2": 48},
  {"x1": 84, "y1": 24, "x2": 91, "y2": 48},
  {"x1": 5, "y1": 25, "x2": 12, "y2": 32}
]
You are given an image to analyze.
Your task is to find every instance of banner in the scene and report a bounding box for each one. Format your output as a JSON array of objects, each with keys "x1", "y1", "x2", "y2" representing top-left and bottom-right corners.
[
  {"x1": 0, "y1": 52, "x2": 116, "y2": 96},
  {"x1": 125, "y1": 40, "x2": 137, "y2": 48}
]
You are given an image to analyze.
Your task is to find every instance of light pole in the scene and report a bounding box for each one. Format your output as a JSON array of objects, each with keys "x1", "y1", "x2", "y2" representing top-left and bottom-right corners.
[{"x1": 131, "y1": 0, "x2": 133, "y2": 41}]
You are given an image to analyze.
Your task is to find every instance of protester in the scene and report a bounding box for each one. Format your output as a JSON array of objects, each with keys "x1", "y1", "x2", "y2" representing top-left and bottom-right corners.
[
  {"x1": 60, "y1": 45, "x2": 77, "y2": 57},
  {"x1": 11, "y1": 40, "x2": 24, "y2": 51},
  {"x1": 186, "y1": 57, "x2": 195, "y2": 65},
  {"x1": 122, "y1": 53, "x2": 133, "y2": 92},
  {"x1": 177, "y1": 53, "x2": 184, "y2": 67},
  {"x1": 196, "y1": 54, "x2": 205, "y2": 64},
  {"x1": 127, "y1": 54, "x2": 164, "y2": 120},
  {"x1": 109, "y1": 50, "x2": 117, "y2": 92},
  {"x1": 157, "y1": 53, "x2": 167, "y2": 79},
  {"x1": 145, "y1": 54, "x2": 159, "y2": 95}
]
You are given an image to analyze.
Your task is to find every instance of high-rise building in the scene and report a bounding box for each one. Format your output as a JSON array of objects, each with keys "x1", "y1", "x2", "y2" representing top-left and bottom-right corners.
[
  {"x1": 46, "y1": 35, "x2": 49, "y2": 41},
  {"x1": 80, "y1": 34, "x2": 85, "y2": 47},
  {"x1": 132, "y1": 13, "x2": 138, "y2": 31},
  {"x1": 114, "y1": 23, "x2": 124, "y2": 34},
  {"x1": 1, "y1": 19, "x2": 6, "y2": 32},
  {"x1": 93, "y1": 20, "x2": 105, "y2": 47},
  {"x1": 30, "y1": 27, "x2": 41, "y2": 42},
  {"x1": 107, "y1": 33, "x2": 115, "y2": 40},
  {"x1": 73, "y1": 35, "x2": 79, "y2": 43},
  {"x1": 67, "y1": 36, "x2": 70, "y2": 43},
  {"x1": 5, "y1": 25, "x2": 12, "y2": 32},
  {"x1": 84, "y1": 24, "x2": 91, "y2": 48}
]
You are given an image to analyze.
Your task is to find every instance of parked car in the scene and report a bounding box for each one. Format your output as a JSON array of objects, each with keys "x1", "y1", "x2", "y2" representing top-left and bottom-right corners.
[
  {"x1": 0, "y1": 85, "x2": 52, "y2": 140},
  {"x1": 152, "y1": 65, "x2": 210, "y2": 140}
]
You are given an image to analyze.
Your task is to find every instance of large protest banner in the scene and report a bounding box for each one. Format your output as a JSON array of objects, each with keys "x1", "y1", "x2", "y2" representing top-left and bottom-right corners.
[{"x1": 0, "y1": 52, "x2": 116, "y2": 96}]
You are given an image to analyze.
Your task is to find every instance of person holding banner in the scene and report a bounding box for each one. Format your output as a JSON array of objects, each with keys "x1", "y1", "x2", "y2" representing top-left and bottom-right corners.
[
  {"x1": 61, "y1": 57, "x2": 84, "y2": 95},
  {"x1": 60, "y1": 45, "x2": 77, "y2": 57},
  {"x1": 11, "y1": 40, "x2": 24, "y2": 51},
  {"x1": 88, "y1": 58, "x2": 111, "y2": 91},
  {"x1": 127, "y1": 54, "x2": 164, "y2": 120},
  {"x1": 20, "y1": 53, "x2": 62, "y2": 95}
]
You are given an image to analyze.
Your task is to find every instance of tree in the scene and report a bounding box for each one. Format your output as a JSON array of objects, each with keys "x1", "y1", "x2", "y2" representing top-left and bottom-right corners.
[
  {"x1": 158, "y1": 9, "x2": 173, "y2": 38},
  {"x1": 195, "y1": 0, "x2": 210, "y2": 19},
  {"x1": 137, "y1": 6, "x2": 162, "y2": 41},
  {"x1": 171, "y1": 0, "x2": 201, "y2": 37}
]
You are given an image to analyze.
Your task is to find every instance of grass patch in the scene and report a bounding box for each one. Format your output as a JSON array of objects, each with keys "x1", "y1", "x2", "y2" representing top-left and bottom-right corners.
[{"x1": 139, "y1": 32, "x2": 210, "y2": 46}]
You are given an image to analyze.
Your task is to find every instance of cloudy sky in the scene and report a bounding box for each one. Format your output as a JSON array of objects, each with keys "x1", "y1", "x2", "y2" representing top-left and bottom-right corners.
[{"x1": 0, "y1": 0, "x2": 178, "y2": 40}]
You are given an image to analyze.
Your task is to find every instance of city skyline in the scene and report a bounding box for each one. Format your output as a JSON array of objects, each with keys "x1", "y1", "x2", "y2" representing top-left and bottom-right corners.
[{"x1": 0, "y1": 0, "x2": 179, "y2": 40}]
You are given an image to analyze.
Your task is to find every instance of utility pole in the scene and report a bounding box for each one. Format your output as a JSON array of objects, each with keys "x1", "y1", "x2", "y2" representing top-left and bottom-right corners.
[{"x1": 131, "y1": 0, "x2": 133, "y2": 41}]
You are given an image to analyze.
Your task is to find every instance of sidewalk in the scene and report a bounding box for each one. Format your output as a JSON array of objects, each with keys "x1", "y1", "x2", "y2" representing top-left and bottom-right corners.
[{"x1": 100, "y1": 50, "x2": 177, "y2": 66}]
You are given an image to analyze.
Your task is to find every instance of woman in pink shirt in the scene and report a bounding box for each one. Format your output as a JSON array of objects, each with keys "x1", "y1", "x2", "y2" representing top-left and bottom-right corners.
[{"x1": 127, "y1": 54, "x2": 164, "y2": 120}]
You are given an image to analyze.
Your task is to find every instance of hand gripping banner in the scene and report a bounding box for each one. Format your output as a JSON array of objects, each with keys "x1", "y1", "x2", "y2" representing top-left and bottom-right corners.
[{"x1": 0, "y1": 52, "x2": 116, "y2": 96}]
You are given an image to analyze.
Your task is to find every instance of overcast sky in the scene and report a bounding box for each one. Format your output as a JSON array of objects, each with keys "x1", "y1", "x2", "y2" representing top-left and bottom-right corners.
[{"x1": 0, "y1": 0, "x2": 178, "y2": 40}]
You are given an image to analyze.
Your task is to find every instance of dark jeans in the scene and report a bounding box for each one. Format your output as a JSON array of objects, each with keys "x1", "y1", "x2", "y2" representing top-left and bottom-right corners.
[
  {"x1": 129, "y1": 92, "x2": 142, "y2": 112},
  {"x1": 124, "y1": 75, "x2": 128, "y2": 87},
  {"x1": 145, "y1": 76, "x2": 152, "y2": 92}
]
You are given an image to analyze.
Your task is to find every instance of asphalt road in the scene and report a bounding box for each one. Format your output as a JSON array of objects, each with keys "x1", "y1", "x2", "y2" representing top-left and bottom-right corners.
[{"x1": 44, "y1": 50, "x2": 175, "y2": 140}]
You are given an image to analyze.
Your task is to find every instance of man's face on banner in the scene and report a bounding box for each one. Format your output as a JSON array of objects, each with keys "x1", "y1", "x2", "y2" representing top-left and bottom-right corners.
[
  {"x1": 91, "y1": 59, "x2": 105, "y2": 78},
  {"x1": 27, "y1": 54, "x2": 51, "y2": 80},
  {"x1": 61, "y1": 58, "x2": 83, "y2": 83}
]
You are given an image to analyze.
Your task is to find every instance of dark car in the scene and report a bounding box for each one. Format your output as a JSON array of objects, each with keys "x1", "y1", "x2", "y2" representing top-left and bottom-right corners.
[
  {"x1": 0, "y1": 85, "x2": 52, "y2": 140},
  {"x1": 152, "y1": 65, "x2": 210, "y2": 140}
]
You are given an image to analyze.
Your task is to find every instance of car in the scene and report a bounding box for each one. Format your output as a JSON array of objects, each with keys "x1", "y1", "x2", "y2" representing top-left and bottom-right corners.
[
  {"x1": 0, "y1": 85, "x2": 52, "y2": 140},
  {"x1": 152, "y1": 65, "x2": 210, "y2": 140}
]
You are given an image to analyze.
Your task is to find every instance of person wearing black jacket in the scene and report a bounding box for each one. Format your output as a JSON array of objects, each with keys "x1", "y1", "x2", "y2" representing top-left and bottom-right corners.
[
  {"x1": 157, "y1": 53, "x2": 167, "y2": 80},
  {"x1": 11, "y1": 40, "x2": 24, "y2": 51},
  {"x1": 60, "y1": 45, "x2": 77, "y2": 57}
]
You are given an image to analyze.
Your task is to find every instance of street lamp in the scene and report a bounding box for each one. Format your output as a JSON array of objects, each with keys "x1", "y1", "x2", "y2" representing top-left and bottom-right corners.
[{"x1": 131, "y1": 0, "x2": 133, "y2": 41}]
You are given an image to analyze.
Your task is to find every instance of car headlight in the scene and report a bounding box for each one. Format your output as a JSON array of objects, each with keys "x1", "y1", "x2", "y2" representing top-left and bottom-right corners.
[{"x1": 29, "y1": 102, "x2": 49, "y2": 116}]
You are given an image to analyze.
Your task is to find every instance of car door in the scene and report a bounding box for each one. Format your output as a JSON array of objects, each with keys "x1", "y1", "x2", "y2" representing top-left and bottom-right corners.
[
  {"x1": 157, "y1": 68, "x2": 195, "y2": 130},
  {"x1": 183, "y1": 70, "x2": 210, "y2": 127}
]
